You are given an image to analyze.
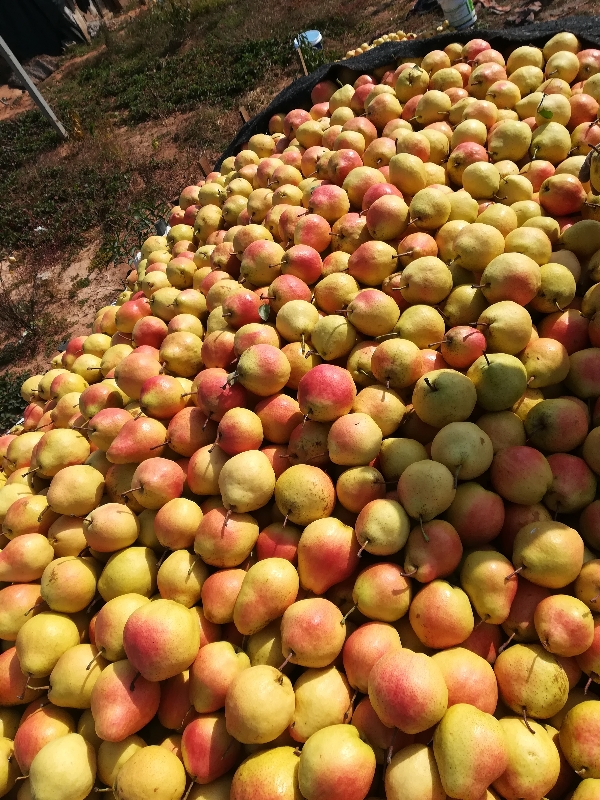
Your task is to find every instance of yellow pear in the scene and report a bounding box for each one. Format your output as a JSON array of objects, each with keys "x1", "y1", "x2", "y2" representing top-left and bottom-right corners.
[{"x1": 28, "y1": 733, "x2": 96, "y2": 800}]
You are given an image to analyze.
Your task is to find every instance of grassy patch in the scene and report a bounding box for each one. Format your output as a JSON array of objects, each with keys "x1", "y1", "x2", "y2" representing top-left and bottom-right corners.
[{"x1": 0, "y1": 372, "x2": 29, "y2": 433}]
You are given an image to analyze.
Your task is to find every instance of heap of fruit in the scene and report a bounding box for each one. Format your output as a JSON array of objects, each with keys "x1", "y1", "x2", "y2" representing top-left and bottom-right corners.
[
  {"x1": 2, "y1": 28, "x2": 600, "y2": 800},
  {"x1": 344, "y1": 31, "x2": 416, "y2": 60}
]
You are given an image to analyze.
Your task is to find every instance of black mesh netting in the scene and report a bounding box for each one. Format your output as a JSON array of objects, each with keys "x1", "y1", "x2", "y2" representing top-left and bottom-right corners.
[{"x1": 216, "y1": 15, "x2": 600, "y2": 169}]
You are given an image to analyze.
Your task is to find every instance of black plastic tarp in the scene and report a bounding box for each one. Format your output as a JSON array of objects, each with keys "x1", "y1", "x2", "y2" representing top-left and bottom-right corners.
[
  {"x1": 0, "y1": 0, "x2": 85, "y2": 64},
  {"x1": 217, "y1": 15, "x2": 600, "y2": 169}
]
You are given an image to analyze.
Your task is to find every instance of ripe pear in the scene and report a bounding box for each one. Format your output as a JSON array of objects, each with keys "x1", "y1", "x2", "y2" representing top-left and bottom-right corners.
[
  {"x1": 194, "y1": 507, "x2": 258, "y2": 568},
  {"x1": 297, "y1": 517, "x2": 359, "y2": 593},
  {"x1": 90, "y1": 659, "x2": 160, "y2": 742},
  {"x1": 233, "y1": 558, "x2": 298, "y2": 636},
  {"x1": 412, "y1": 368, "x2": 477, "y2": 427},
  {"x1": 181, "y1": 713, "x2": 240, "y2": 784},
  {"x1": 218, "y1": 450, "x2": 275, "y2": 513},
  {"x1": 28, "y1": 733, "x2": 96, "y2": 800},
  {"x1": 559, "y1": 700, "x2": 600, "y2": 780},
  {"x1": 494, "y1": 643, "x2": 569, "y2": 720},
  {"x1": 453, "y1": 223, "x2": 505, "y2": 271},
  {"x1": 493, "y1": 717, "x2": 560, "y2": 799},
  {"x1": 0, "y1": 534, "x2": 54, "y2": 583},
  {"x1": 123, "y1": 599, "x2": 200, "y2": 682},
  {"x1": 14, "y1": 704, "x2": 76, "y2": 774},
  {"x1": 385, "y1": 744, "x2": 445, "y2": 800},
  {"x1": 97, "y1": 547, "x2": 158, "y2": 601},
  {"x1": 369, "y1": 650, "x2": 447, "y2": 733},
  {"x1": 342, "y1": 622, "x2": 402, "y2": 694},
  {"x1": 534, "y1": 595, "x2": 595, "y2": 657},
  {"x1": 16, "y1": 611, "x2": 80, "y2": 678},
  {"x1": 46, "y1": 465, "x2": 104, "y2": 517},
  {"x1": 48, "y1": 644, "x2": 107, "y2": 708},
  {"x1": 40, "y1": 557, "x2": 98, "y2": 613},
  {"x1": 246, "y1": 619, "x2": 284, "y2": 668},
  {"x1": 83, "y1": 503, "x2": 139, "y2": 552},
  {"x1": 298, "y1": 725, "x2": 376, "y2": 800},
  {"x1": 431, "y1": 648, "x2": 498, "y2": 713},
  {"x1": 409, "y1": 580, "x2": 474, "y2": 649},
  {"x1": 229, "y1": 747, "x2": 299, "y2": 800},
  {"x1": 572, "y1": 779, "x2": 600, "y2": 800},
  {"x1": 397, "y1": 460, "x2": 456, "y2": 525},
  {"x1": 0, "y1": 708, "x2": 20, "y2": 739},
  {"x1": 468, "y1": 353, "x2": 528, "y2": 411},
  {"x1": 114, "y1": 745, "x2": 186, "y2": 800},
  {"x1": 275, "y1": 465, "x2": 336, "y2": 526},
  {"x1": 291, "y1": 666, "x2": 352, "y2": 742},
  {"x1": 189, "y1": 641, "x2": 249, "y2": 713},
  {"x1": 281, "y1": 598, "x2": 345, "y2": 668},
  {"x1": 461, "y1": 550, "x2": 518, "y2": 625},
  {"x1": 433, "y1": 704, "x2": 509, "y2": 800},
  {"x1": 378, "y1": 438, "x2": 427, "y2": 482},
  {"x1": 430, "y1": 421, "x2": 493, "y2": 484},
  {"x1": 97, "y1": 735, "x2": 145, "y2": 787},
  {"x1": 0, "y1": 585, "x2": 42, "y2": 643},
  {"x1": 94, "y1": 593, "x2": 151, "y2": 661},
  {"x1": 513, "y1": 520, "x2": 584, "y2": 588},
  {"x1": 225, "y1": 665, "x2": 295, "y2": 744},
  {"x1": 354, "y1": 499, "x2": 410, "y2": 556}
]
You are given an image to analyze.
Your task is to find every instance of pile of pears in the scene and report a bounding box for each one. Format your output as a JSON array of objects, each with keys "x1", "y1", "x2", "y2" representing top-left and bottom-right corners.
[{"x1": 2, "y1": 28, "x2": 600, "y2": 800}]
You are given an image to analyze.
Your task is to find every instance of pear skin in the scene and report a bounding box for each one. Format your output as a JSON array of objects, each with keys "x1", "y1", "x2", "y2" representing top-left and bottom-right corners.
[
  {"x1": 233, "y1": 558, "x2": 299, "y2": 636},
  {"x1": 460, "y1": 550, "x2": 518, "y2": 624},
  {"x1": 28, "y1": 733, "x2": 96, "y2": 800},
  {"x1": 90, "y1": 660, "x2": 160, "y2": 743},
  {"x1": 291, "y1": 666, "x2": 353, "y2": 742},
  {"x1": 114, "y1": 745, "x2": 186, "y2": 800},
  {"x1": 230, "y1": 747, "x2": 301, "y2": 800},
  {"x1": 492, "y1": 717, "x2": 560, "y2": 800},
  {"x1": 385, "y1": 744, "x2": 445, "y2": 800}
]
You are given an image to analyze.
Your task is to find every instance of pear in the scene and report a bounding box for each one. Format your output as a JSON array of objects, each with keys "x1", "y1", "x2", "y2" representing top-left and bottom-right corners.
[
  {"x1": 190, "y1": 776, "x2": 232, "y2": 800},
  {"x1": 225, "y1": 665, "x2": 295, "y2": 744},
  {"x1": 48, "y1": 644, "x2": 107, "y2": 708},
  {"x1": 16, "y1": 611, "x2": 80, "y2": 678},
  {"x1": 83, "y1": 503, "x2": 139, "y2": 552},
  {"x1": 461, "y1": 550, "x2": 518, "y2": 625},
  {"x1": 433, "y1": 704, "x2": 509, "y2": 800},
  {"x1": 572, "y1": 779, "x2": 600, "y2": 800},
  {"x1": 97, "y1": 547, "x2": 158, "y2": 601},
  {"x1": 385, "y1": 744, "x2": 445, "y2": 800},
  {"x1": 156, "y1": 550, "x2": 207, "y2": 607},
  {"x1": 28, "y1": 733, "x2": 96, "y2": 800},
  {"x1": 431, "y1": 648, "x2": 498, "y2": 714},
  {"x1": 378, "y1": 438, "x2": 427, "y2": 482},
  {"x1": 31, "y1": 430, "x2": 90, "y2": 478},
  {"x1": 40, "y1": 557, "x2": 98, "y2": 614},
  {"x1": 411, "y1": 369, "x2": 477, "y2": 427},
  {"x1": 397, "y1": 460, "x2": 456, "y2": 525},
  {"x1": 0, "y1": 534, "x2": 54, "y2": 583},
  {"x1": 297, "y1": 517, "x2": 359, "y2": 593},
  {"x1": 94, "y1": 593, "x2": 151, "y2": 661},
  {"x1": 493, "y1": 717, "x2": 560, "y2": 799},
  {"x1": 13, "y1": 703, "x2": 75, "y2": 774},
  {"x1": 409, "y1": 580, "x2": 474, "y2": 649},
  {"x1": 559, "y1": 700, "x2": 600, "y2": 779},
  {"x1": 76, "y1": 708, "x2": 102, "y2": 751},
  {"x1": 281, "y1": 598, "x2": 345, "y2": 668},
  {"x1": 181, "y1": 713, "x2": 240, "y2": 785},
  {"x1": 298, "y1": 725, "x2": 376, "y2": 800},
  {"x1": 494, "y1": 643, "x2": 569, "y2": 721},
  {"x1": 430, "y1": 422, "x2": 493, "y2": 484},
  {"x1": 123, "y1": 599, "x2": 200, "y2": 682},
  {"x1": 90, "y1": 659, "x2": 160, "y2": 742},
  {"x1": 230, "y1": 747, "x2": 299, "y2": 800},
  {"x1": 233, "y1": 559, "x2": 297, "y2": 636},
  {"x1": 453, "y1": 223, "x2": 505, "y2": 271},
  {"x1": 477, "y1": 301, "x2": 532, "y2": 355},
  {"x1": 97, "y1": 735, "x2": 145, "y2": 787},
  {"x1": 218, "y1": 450, "x2": 275, "y2": 513},
  {"x1": 534, "y1": 595, "x2": 595, "y2": 657},
  {"x1": 513, "y1": 520, "x2": 584, "y2": 588},
  {"x1": 467, "y1": 353, "x2": 528, "y2": 411},
  {"x1": 531, "y1": 121, "x2": 571, "y2": 164},
  {"x1": 354, "y1": 499, "x2": 410, "y2": 556},
  {"x1": 46, "y1": 465, "x2": 104, "y2": 517},
  {"x1": 114, "y1": 745, "x2": 186, "y2": 800},
  {"x1": 189, "y1": 641, "x2": 250, "y2": 713},
  {"x1": 291, "y1": 666, "x2": 352, "y2": 743},
  {"x1": 0, "y1": 708, "x2": 20, "y2": 740}
]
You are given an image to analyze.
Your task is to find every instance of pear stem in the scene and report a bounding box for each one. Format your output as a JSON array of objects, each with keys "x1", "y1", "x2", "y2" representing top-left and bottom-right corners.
[
  {"x1": 279, "y1": 652, "x2": 294, "y2": 672},
  {"x1": 181, "y1": 781, "x2": 195, "y2": 800},
  {"x1": 149, "y1": 440, "x2": 169, "y2": 450},
  {"x1": 483, "y1": 352, "x2": 490, "y2": 365},
  {"x1": 400, "y1": 567, "x2": 417, "y2": 578},
  {"x1": 341, "y1": 605, "x2": 356, "y2": 625},
  {"x1": 504, "y1": 566, "x2": 523, "y2": 582},
  {"x1": 522, "y1": 707, "x2": 536, "y2": 734},
  {"x1": 386, "y1": 729, "x2": 398, "y2": 765},
  {"x1": 344, "y1": 690, "x2": 357, "y2": 722},
  {"x1": 419, "y1": 516, "x2": 429, "y2": 542},
  {"x1": 454, "y1": 464, "x2": 461, "y2": 489},
  {"x1": 498, "y1": 631, "x2": 516, "y2": 654},
  {"x1": 584, "y1": 674, "x2": 596, "y2": 694},
  {"x1": 86, "y1": 649, "x2": 106, "y2": 671},
  {"x1": 186, "y1": 555, "x2": 200, "y2": 578},
  {"x1": 423, "y1": 377, "x2": 437, "y2": 392},
  {"x1": 357, "y1": 540, "x2": 369, "y2": 557},
  {"x1": 129, "y1": 672, "x2": 140, "y2": 692}
]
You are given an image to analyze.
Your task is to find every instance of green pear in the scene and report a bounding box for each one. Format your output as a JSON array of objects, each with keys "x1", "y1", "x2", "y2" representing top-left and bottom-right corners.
[
  {"x1": 433, "y1": 704, "x2": 508, "y2": 800},
  {"x1": 97, "y1": 547, "x2": 158, "y2": 601},
  {"x1": 460, "y1": 550, "x2": 518, "y2": 624},
  {"x1": 467, "y1": 353, "x2": 528, "y2": 411},
  {"x1": 492, "y1": 717, "x2": 560, "y2": 800},
  {"x1": 430, "y1": 422, "x2": 493, "y2": 483},
  {"x1": 494, "y1": 643, "x2": 569, "y2": 721},
  {"x1": 29, "y1": 733, "x2": 96, "y2": 800},
  {"x1": 411, "y1": 369, "x2": 477, "y2": 427}
]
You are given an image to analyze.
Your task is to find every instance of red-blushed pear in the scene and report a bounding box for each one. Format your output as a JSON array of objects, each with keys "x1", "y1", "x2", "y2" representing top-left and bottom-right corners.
[
  {"x1": 544, "y1": 453, "x2": 597, "y2": 514},
  {"x1": 445, "y1": 482, "x2": 505, "y2": 547},
  {"x1": 369, "y1": 338, "x2": 421, "y2": 391},
  {"x1": 78, "y1": 380, "x2": 127, "y2": 419},
  {"x1": 0, "y1": 534, "x2": 53, "y2": 582},
  {"x1": 501, "y1": 578, "x2": 551, "y2": 648},
  {"x1": 182, "y1": 713, "x2": 241, "y2": 785},
  {"x1": 229, "y1": 746, "x2": 298, "y2": 800},
  {"x1": 167, "y1": 407, "x2": 217, "y2": 457},
  {"x1": 408, "y1": 580, "x2": 474, "y2": 649},
  {"x1": 565, "y1": 348, "x2": 600, "y2": 399},
  {"x1": 576, "y1": 617, "x2": 600, "y2": 692},
  {"x1": 490, "y1": 445, "x2": 553, "y2": 505},
  {"x1": 368, "y1": 649, "x2": 448, "y2": 733},
  {"x1": 225, "y1": 665, "x2": 295, "y2": 744},
  {"x1": 461, "y1": 617, "x2": 503, "y2": 665},
  {"x1": 439, "y1": 325, "x2": 486, "y2": 369},
  {"x1": 87, "y1": 408, "x2": 132, "y2": 451},
  {"x1": 293, "y1": 213, "x2": 331, "y2": 252},
  {"x1": 158, "y1": 671, "x2": 192, "y2": 731},
  {"x1": 256, "y1": 522, "x2": 301, "y2": 563},
  {"x1": 354, "y1": 696, "x2": 410, "y2": 765},
  {"x1": 534, "y1": 595, "x2": 595, "y2": 657},
  {"x1": 494, "y1": 643, "x2": 569, "y2": 721},
  {"x1": 201, "y1": 329, "x2": 236, "y2": 369},
  {"x1": 235, "y1": 345, "x2": 290, "y2": 397},
  {"x1": 93, "y1": 593, "x2": 150, "y2": 662},
  {"x1": 189, "y1": 641, "x2": 249, "y2": 714},
  {"x1": 233, "y1": 558, "x2": 298, "y2": 635},
  {"x1": 353, "y1": 563, "x2": 411, "y2": 623},
  {"x1": 524, "y1": 398, "x2": 589, "y2": 453},
  {"x1": 123, "y1": 599, "x2": 200, "y2": 681},
  {"x1": 460, "y1": 550, "x2": 518, "y2": 625},
  {"x1": 280, "y1": 598, "x2": 346, "y2": 668},
  {"x1": 214, "y1": 408, "x2": 263, "y2": 455},
  {"x1": 83, "y1": 503, "x2": 139, "y2": 552},
  {"x1": 14, "y1": 703, "x2": 75, "y2": 773},
  {"x1": 201, "y1": 569, "x2": 246, "y2": 624},
  {"x1": 559, "y1": 700, "x2": 600, "y2": 779},
  {"x1": 115, "y1": 297, "x2": 152, "y2": 334},
  {"x1": 342, "y1": 622, "x2": 402, "y2": 693},
  {"x1": 139, "y1": 375, "x2": 187, "y2": 419},
  {"x1": 298, "y1": 725, "x2": 376, "y2": 800},
  {"x1": 275, "y1": 465, "x2": 336, "y2": 526},
  {"x1": 403, "y1": 519, "x2": 463, "y2": 582},
  {"x1": 254, "y1": 394, "x2": 303, "y2": 445},
  {"x1": 0, "y1": 647, "x2": 45, "y2": 706},
  {"x1": 40, "y1": 556, "x2": 98, "y2": 613},
  {"x1": 90, "y1": 659, "x2": 160, "y2": 741},
  {"x1": 114, "y1": 745, "x2": 186, "y2": 800},
  {"x1": 431, "y1": 647, "x2": 498, "y2": 713},
  {"x1": 193, "y1": 607, "x2": 221, "y2": 650},
  {"x1": 194, "y1": 508, "x2": 258, "y2": 568},
  {"x1": 106, "y1": 417, "x2": 168, "y2": 463},
  {"x1": 513, "y1": 520, "x2": 584, "y2": 589},
  {"x1": 499, "y1": 502, "x2": 552, "y2": 558},
  {"x1": 114, "y1": 352, "x2": 162, "y2": 400},
  {"x1": 386, "y1": 743, "x2": 445, "y2": 800},
  {"x1": 129, "y1": 457, "x2": 186, "y2": 509},
  {"x1": 297, "y1": 517, "x2": 360, "y2": 594},
  {"x1": 0, "y1": 584, "x2": 44, "y2": 641},
  {"x1": 132, "y1": 315, "x2": 168, "y2": 349}
]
